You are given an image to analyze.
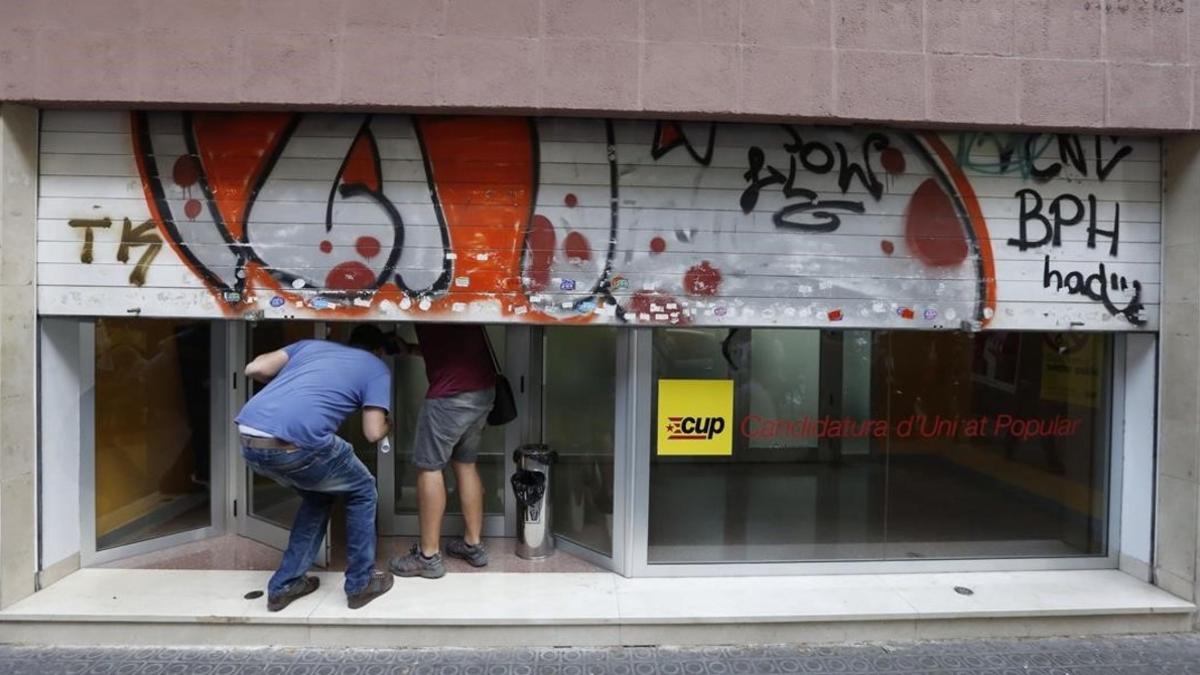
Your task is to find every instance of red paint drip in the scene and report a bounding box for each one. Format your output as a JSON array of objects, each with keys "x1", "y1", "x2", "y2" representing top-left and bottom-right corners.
[
  {"x1": 881, "y1": 147, "x2": 906, "y2": 175},
  {"x1": 183, "y1": 199, "x2": 203, "y2": 220},
  {"x1": 904, "y1": 178, "x2": 969, "y2": 268},
  {"x1": 564, "y1": 193, "x2": 578, "y2": 208},
  {"x1": 325, "y1": 261, "x2": 375, "y2": 290},
  {"x1": 881, "y1": 239, "x2": 895, "y2": 255},
  {"x1": 563, "y1": 231, "x2": 591, "y2": 262},
  {"x1": 356, "y1": 236, "x2": 382, "y2": 259},
  {"x1": 173, "y1": 155, "x2": 200, "y2": 188},
  {"x1": 319, "y1": 240, "x2": 333, "y2": 254},
  {"x1": 683, "y1": 261, "x2": 722, "y2": 296},
  {"x1": 527, "y1": 214, "x2": 556, "y2": 291},
  {"x1": 650, "y1": 237, "x2": 667, "y2": 254}
]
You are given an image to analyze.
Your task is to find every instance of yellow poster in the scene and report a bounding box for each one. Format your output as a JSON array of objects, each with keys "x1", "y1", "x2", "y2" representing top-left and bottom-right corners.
[
  {"x1": 1040, "y1": 334, "x2": 1102, "y2": 407},
  {"x1": 657, "y1": 379, "x2": 734, "y2": 456}
]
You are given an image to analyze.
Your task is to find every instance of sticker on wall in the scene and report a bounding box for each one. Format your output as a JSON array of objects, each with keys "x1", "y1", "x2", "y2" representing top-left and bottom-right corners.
[{"x1": 657, "y1": 379, "x2": 733, "y2": 457}]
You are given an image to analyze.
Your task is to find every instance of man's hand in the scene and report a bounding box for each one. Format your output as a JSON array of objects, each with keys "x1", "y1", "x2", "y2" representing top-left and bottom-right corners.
[{"x1": 245, "y1": 349, "x2": 289, "y2": 384}]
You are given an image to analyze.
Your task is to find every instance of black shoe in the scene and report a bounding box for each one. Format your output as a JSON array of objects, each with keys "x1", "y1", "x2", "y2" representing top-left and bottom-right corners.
[
  {"x1": 347, "y1": 568, "x2": 394, "y2": 609},
  {"x1": 267, "y1": 575, "x2": 319, "y2": 612}
]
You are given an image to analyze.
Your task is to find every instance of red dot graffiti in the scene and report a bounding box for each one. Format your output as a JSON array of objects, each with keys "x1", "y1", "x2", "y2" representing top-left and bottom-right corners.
[
  {"x1": 684, "y1": 261, "x2": 722, "y2": 296},
  {"x1": 650, "y1": 237, "x2": 667, "y2": 254},
  {"x1": 904, "y1": 178, "x2": 968, "y2": 268},
  {"x1": 563, "y1": 231, "x2": 591, "y2": 262},
  {"x1": 881, "y1": 147, "x2": 906, "y2": 175},
  {"x1": 880, "y1": 240, "x2": 895, "y2": 255},
  {"x1": 319, "y1": 240, "x2": 333, "y2": 254},
  {"x1": 527, "y1": 214, "x2": 556, "y2": 292},
  {"x1": 356, "y1": 236, "x2": 382, "y2": 259},
  {"x1": 183, "y1": 199, "x2": 203, "y2": 220},
  {"x1": 172, "y1": 155, "x2": 200, "y2": 188},
  {"x1": 564, "y1": 193, "x2": 578, "y2": 208},
  {"x1": 325, "y1": 261, "x2": 375, "y2": 290}
]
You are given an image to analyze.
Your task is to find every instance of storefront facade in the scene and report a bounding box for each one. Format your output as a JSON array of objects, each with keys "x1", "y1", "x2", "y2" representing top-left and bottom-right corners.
[
  {"x1": 30, "y1": 110, "x2": 1159, "y2": 580},
  {"x1": 2, "y1": 0, "x2": 1200, "y2": 640}
]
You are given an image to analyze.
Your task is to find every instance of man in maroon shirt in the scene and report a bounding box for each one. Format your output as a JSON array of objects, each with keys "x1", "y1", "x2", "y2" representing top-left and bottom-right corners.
[{"x1": 389, "y1": 323, "x2": 496, "y2": 578}]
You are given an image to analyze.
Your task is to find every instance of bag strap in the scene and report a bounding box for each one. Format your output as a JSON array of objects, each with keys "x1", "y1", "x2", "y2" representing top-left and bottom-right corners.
[{"x1": 481, "y1": 327, "x2": 501, "y2": 375}]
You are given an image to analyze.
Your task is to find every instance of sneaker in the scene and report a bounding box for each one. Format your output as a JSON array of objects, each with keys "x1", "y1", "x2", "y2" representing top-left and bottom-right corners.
[
  {"x1": 347, "y1": 568, "x2": 394, "y2": 610},
  {"x1": 388, "y1": 544, "x2": 446, "y2": 579},
  {"x1": 267, "y1": 575, "x2": 320, "y2": 612},
  {"x1": 445, "y1": 538, "x2": 489, "y2": 568}
]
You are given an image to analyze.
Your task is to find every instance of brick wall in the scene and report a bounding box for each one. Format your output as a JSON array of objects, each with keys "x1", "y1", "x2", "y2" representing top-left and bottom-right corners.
[{"x1": 0, "y1": 0, "x2": 1195, "y2": 131}]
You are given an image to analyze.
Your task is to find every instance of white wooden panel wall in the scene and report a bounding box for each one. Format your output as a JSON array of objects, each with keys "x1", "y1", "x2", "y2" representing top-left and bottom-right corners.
[{"x1": 36, "y1": 111, "x2": 1160, "y2": 331}]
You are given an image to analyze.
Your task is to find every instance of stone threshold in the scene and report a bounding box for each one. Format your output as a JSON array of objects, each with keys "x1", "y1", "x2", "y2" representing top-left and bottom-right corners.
[{"x1": 0, "y1": 568, "x2": 1192, "y2": 647}]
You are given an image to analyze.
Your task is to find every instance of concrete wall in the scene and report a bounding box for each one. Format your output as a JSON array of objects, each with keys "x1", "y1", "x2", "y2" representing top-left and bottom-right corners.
[
  {"x1": 1159, "y1": 135, "x2": 1200, "y2": 610},
  {"x1": 0, "y1": 103, "x2": 39, "y2": 608},
  {"x1": 0, "y1": 0, "x2": 1194, "y2": 131}
]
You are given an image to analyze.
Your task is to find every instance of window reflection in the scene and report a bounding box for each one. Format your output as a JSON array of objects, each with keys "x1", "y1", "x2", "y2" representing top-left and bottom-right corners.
[
  {"x1": 95, "y1": 319, "x2": 211, "y2": 550},
  {"x1": 649, "y1": 328, "x2": 1110, "y2": 563}
]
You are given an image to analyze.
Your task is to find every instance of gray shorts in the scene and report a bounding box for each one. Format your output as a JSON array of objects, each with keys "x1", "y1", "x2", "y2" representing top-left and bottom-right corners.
[{"x1": 412, "y1": 387, "x2": 495, "y2": 470}]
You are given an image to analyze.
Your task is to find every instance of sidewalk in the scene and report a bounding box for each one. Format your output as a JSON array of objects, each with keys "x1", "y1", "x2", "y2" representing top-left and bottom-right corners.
[{"x1": 2, "y1": 633, "x2": 1200, "y2": 674}]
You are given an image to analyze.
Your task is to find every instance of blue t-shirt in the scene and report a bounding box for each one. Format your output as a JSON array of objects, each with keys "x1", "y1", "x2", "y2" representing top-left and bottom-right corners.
[{"x1": 236, "y1": 340, "x2": 391, "y2": 449}]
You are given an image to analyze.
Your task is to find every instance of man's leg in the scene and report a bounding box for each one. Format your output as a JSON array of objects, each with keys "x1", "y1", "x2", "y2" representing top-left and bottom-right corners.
[
  {"x1": 417, "y1": 468, "x2": 447, "y2": 556},
  {"x1": 323, "y1": 443, "x2": 379, "y2": 595},
  {"x1": 269, "y1": 488, "x2": 333, "y2": 598},
  {"x1": 451, "y1": 460, "x2": 484, "y2": 546},
  {"x1": 306, "y1": 438, "x2": 393, "y2": 606}
]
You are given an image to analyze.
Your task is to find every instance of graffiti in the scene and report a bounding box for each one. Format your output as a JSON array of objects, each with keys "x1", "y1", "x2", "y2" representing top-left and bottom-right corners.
[
  {"x1": 1043, "y1": 257, "x2": 1144, "y2": 325},
  {"x1": 740, "y1": 127, "x2": 887, "y2": 232},
  {"x1": 69, "y1": 218, "x2": 110, "y2": 264},
  {"x1": 117, "y1": 219, "x2": 164, "y2": 287},
  {"x1": 37, "y1": 112, "x2": 1160, "y2": 330},
  {"x1": 955, "y1": 133, "x2": 1133, "y2": 182},
  {"x1": 69, "y1": 217, "x2": 163, "y2": 287},
  {"x1": 1009, "y1": 189, "x2": 1120, "y2": 255}
]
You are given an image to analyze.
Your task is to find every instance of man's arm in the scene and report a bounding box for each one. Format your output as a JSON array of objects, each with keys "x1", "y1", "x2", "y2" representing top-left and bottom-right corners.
[
  {"x1": 362, "y1": 407, "x2": 390, "y2": 443},
  {"x1": 245, "y1": 349, "x2": 290, "y2": 384}
]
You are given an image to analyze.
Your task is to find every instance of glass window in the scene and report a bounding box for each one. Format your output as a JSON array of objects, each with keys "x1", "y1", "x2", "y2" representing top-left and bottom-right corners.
[
  {"x1": 95, "y1": 318, "x2": 212, "y2": 550},
  {"x1": 545, "y1": 326, "x2": 617, "y2": 555},
  {"x1": 648, "y1": 328, "x2": 1111, "y2": 564}
]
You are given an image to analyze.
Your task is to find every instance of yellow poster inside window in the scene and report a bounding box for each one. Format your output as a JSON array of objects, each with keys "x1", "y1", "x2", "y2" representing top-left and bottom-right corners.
[
  {"x1": 657, "y1": 379, "x2": 734, "y2": 456},
  {"x1": 1040, "y1": 334, "x2": 1102, "y2": 408}
]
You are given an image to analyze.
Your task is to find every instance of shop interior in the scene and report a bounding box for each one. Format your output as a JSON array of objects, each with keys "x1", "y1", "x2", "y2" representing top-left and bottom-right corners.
[{"x1": 81, "y1": 318, "x2": 1112, "y2": 575}]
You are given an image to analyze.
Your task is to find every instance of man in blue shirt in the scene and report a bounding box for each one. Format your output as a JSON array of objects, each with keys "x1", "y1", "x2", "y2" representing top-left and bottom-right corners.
[{"x1": 236, "y1": 325, "x2": 394, "y2": 611}]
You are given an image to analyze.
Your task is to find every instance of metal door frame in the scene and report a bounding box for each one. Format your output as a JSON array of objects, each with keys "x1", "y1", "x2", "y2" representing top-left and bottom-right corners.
[{"x1": 230, "y1": 321, "x2": 330, "y2": 565}]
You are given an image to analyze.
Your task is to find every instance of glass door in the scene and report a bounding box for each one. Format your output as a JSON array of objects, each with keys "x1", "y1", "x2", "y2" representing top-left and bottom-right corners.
[
  {"x1": 377, "y1": 324, "x2": 521, "y2": 537},
  {"x1": 542, "y1": 326, "x2": 621, "y2": 567},
  {"x1": 233, "y1": 321, "x2": 329, "y2": 566},
  {"x1": 80, "y1": 318, "x2": 224, "y2": 565}
]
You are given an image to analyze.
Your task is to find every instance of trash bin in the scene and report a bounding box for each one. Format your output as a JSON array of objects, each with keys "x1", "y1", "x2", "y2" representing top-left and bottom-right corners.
[{"x1": 512, "y1": 444, "x2": 556, "y2": 560}]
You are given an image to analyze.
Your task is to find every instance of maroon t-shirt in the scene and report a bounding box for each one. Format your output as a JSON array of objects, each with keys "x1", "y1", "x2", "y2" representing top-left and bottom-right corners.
[{"x1": 413, "y1": 323, "x2": 497, "y2": 399}]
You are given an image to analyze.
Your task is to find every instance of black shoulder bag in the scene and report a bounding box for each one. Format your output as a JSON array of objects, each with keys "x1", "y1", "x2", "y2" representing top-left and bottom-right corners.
[{"x1": 483, "y1": 329, "x2": 518, "y2": 426}]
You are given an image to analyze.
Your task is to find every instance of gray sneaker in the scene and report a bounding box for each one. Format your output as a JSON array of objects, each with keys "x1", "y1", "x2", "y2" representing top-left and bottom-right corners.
[
  {"x1": 445, "y1": 538, "x2": 489, "y2": 567},
  {"x1": 389, "y1": 544, "x2": 446, "y2": 579}
]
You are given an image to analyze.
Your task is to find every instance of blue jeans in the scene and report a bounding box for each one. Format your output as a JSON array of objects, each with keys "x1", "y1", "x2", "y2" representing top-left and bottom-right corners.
[{"x1": 242, "y1": 436, "x2": 377, "y2": 597}]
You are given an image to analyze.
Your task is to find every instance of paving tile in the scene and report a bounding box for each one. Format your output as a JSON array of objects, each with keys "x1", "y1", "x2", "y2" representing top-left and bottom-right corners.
[{"x1": 6, "y1": 637, "x2": 1200, "y2": 674}]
